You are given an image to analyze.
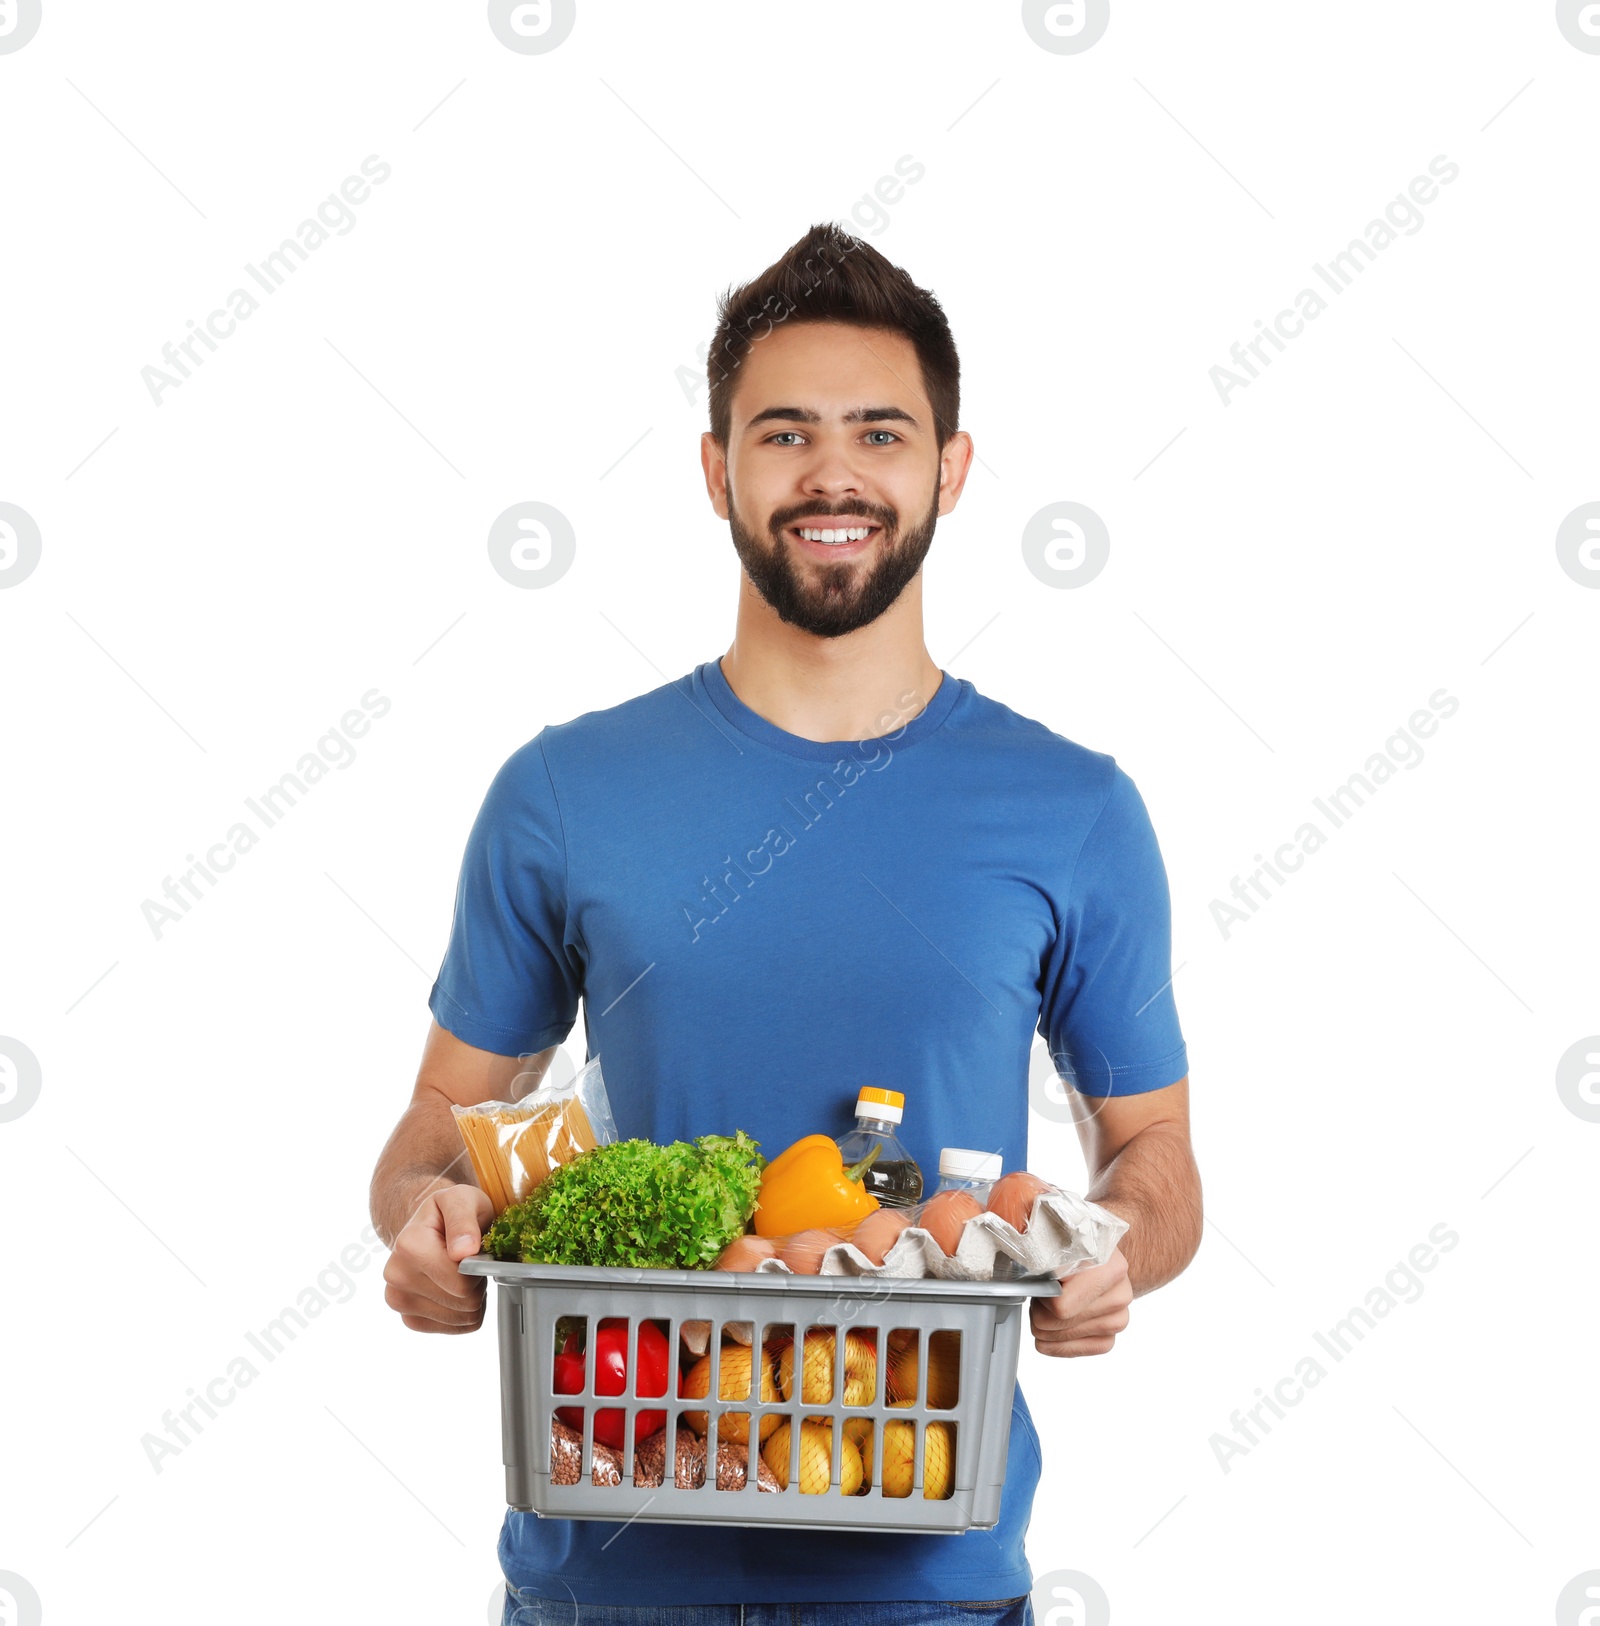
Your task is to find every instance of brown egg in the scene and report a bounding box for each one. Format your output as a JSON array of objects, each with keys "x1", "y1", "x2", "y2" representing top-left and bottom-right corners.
[
  {"x1": 716, "y1": 1235, "x2": 778, "y2": 1272},
  {"x1": 778, "y1": 1228, "x2": 842, "y2": 1274},
  {"x1": 848, "y1": 1206, "x2": 914, "y2": 1266},
  {"x1": 918, "y1": 1190, "x2": 983, "y2": 1257},
  {"x1": 986, "y1": 1171, "x2": 1053, "y2": 1235}
]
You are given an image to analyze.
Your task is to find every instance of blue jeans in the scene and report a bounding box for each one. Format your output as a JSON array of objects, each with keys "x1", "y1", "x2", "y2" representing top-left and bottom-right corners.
[{"x1": 502, "y1": 1597, "x2": 1032, "y2": 1625}]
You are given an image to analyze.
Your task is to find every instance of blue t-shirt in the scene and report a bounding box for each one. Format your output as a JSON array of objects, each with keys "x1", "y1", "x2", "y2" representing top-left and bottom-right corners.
[{"x1": 430, "y1": 657, "x2": 1188, "y2": 1606}]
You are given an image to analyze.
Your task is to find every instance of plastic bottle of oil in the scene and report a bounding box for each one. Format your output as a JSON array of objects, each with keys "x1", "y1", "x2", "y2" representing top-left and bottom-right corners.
[{"x1": 834, "y1": 1088, "x2": 924, "y2": 1208}]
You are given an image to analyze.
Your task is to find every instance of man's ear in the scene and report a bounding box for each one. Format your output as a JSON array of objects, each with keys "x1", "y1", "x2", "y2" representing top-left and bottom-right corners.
[
  {"x1": 936, "y1": 430, "x2": 976, "y2": 518},
  {"x1": 701, "y1": 432, "x2": 730, "y2": 519}
]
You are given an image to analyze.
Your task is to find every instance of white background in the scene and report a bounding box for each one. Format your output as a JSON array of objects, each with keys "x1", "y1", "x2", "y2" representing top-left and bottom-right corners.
[{"x1": 1, "y1": 3, "x2": 1596, "y2": 1622}]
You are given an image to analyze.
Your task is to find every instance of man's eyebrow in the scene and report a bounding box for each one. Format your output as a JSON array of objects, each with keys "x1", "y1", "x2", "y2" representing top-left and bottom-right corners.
[{"x1": 744, "y1": 405, "x2": 920, "y2": 430}]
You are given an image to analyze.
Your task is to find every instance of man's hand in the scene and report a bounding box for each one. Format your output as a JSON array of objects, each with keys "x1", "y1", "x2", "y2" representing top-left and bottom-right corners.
[
  {"x1": 382, "y1": 1183, "x2": 494, "y2": 1334},
  {"x1": 1030, "y1": 1246, "x2": 1132, "y2": 1358}
]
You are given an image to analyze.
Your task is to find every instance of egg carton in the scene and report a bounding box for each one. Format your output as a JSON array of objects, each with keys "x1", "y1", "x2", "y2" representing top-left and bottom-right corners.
[
  {"x1": 677, "y1": 1190, "x2": 1125, "y2": 1354},
  {"x1": 753, "y1": 1189, "x2": 1128, "y2": 1284}
]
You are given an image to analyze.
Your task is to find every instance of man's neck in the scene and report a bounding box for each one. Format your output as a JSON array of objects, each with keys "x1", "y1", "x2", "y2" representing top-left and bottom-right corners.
[{"x1": 719, "y1": 594, "x2": 944, "y2": 744}]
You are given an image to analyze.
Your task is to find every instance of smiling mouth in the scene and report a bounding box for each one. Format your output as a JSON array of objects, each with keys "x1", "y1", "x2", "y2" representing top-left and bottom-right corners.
[{"x1": 785, "y1": 522, "x2": 883, "y2": 549}]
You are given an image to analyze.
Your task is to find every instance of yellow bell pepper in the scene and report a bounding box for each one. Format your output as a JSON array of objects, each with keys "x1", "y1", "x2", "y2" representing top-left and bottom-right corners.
[{"x1": 753, "y1": 1135, "x2": 882, "y2": 1238}]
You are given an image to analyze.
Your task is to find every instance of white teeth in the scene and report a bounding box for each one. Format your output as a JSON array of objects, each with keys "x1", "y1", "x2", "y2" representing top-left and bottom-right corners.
[{"x1": 797, "y1": 526, "x2": 873, "y2": 543}]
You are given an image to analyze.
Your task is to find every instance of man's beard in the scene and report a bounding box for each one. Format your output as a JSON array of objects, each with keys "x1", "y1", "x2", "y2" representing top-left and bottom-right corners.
[{"x1": 726, "y1": 479, "x2": 941, "y2": 639}]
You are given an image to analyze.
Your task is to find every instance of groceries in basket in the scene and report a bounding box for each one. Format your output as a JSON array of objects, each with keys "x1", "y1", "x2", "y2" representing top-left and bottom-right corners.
[
  {"x1": 832, "y1": 1088, "x2": 924, "y2": 1207},
  {"x1": 452, "y1": 1053, "x2": 618, "y2": 1216},
  {"x1": 545, "y1": 1315, "x2": 789, "y2": 1492},
  {"x1": 545, "y1": 1319, "x2": 962, "y2": 1499},
  {"x1": 751, "y1": 1132, "x2": 883, "y2": 1235},
  {"x1": 551, "y1": 1413, "x2": 782, "y2": 1492},
  {"x1": 750, "y1": 1090, "x2": 924, "y2": 1237},
  {"x1": 469, "y1": 1080, "x2": 1125, "y2": 1285},
  {"x1": 553, "y1": 1315, "x2": 670, "y2": 1450},
  {"x1": 483, "y1": 1127, "x2": 764, "y2": 1269},
  {"x1": 680, "y1": 1324, "x2": 959, "y2": 1498},
  {"x1": 730, "y1": 1144, "x2": 1129, "y2": 1283}
]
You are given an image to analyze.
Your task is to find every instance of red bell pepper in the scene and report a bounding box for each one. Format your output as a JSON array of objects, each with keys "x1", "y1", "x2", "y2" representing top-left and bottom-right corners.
[
  {"x1": 552, "y1": 1336, "x2": 587, "y2": 1433},
  {"x1": 552, "y1": 1318, "x2": 669, "y2": 1451}
]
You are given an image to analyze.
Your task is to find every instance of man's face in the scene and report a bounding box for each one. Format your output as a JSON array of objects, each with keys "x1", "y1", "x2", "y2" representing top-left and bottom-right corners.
[{"x1": 705, "y1": 320, "x2": 965, "y2": 639}]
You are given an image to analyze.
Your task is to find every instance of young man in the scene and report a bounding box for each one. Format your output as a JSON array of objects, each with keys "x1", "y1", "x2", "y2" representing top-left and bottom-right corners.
[{"x1": 370, "y1": 223, "x2": 1202, "y2": 1623}]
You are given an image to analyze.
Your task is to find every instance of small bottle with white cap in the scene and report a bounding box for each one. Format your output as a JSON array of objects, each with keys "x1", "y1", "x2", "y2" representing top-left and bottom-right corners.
[
  {"x1": 833, "y1": 1087, "x2": 924, "y2": 1208},
  {"x1": 932, "y1": 1148, "x2": 1003, "y2": 1205}
]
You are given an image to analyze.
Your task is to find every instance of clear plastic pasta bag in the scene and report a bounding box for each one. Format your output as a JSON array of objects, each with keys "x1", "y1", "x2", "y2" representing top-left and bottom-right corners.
[{"x1": 452, "y1": 1053, "x2": 618, "y2": 1216}]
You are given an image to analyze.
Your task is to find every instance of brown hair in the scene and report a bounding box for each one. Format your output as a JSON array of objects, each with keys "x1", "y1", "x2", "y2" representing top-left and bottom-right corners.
[{"x1": 706, "y1": 222, "x2": 961, "y2": 451}]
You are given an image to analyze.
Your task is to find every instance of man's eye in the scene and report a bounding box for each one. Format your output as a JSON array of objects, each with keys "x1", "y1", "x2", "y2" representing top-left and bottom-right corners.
[
  {"x1": 768, "y1": 432, "x2": 804, "y2": 445},
  {"x1": 865, "y1": 431, "x2": 899, "y2": 445}
]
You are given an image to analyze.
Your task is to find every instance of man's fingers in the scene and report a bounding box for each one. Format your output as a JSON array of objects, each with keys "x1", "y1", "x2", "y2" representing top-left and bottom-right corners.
[
  {"x1": 385, "y1": 1281, "x2": 483, "y2": 1326},
  {"x1": 1031, "y1": 1288, "x2": 1130, "y2": 1335},
  {"x1": 1026, "y1": 1248, "x2": 1132, "y2": 1358},
  {"x1": 437, "y1": 1184, "x2": 493, "y2": 1260},
  {"x1": 380, "y1": 1183, "x2": 497, "y2": 1336},
  {"x1": 1034, "y1": 1307, "x2": 1130, "y2": 1341},
  {"x1": 385, "y1": 1184, "x2": 494, "y2": 1317},
  {"x1": 1035, "y1": 1334, "x2": 1117, "y2": 1358},
  {"x1": 400, "y1": 1310, "x2": 483, "y2": 1336},
  {"x1": 393, "y1": 1205, "x2": 489, "y2": 1299},
  {"x1": 388, "y1": 1255, "x2": 487, "y2": 1320},
  {"x1": 1032, "y1": 1283, "x2": 1115, "y2": 1323},
  {"x1": 419, "y1": 1246, "x2": 488, "y2": 1302},
  {"x1": 1039, "y1": 1304, "x2": 1130, "y2": 1333},
  {"x1": 1033, "y1": 1256, "x2": 1131, "y2": 1326},
  {"x1": 386, "y1": 1287, "x2": 481, "y2": 1326},
  {"x1": 1030, "y1": 1248, "x2": 1131, "y2": 1357},
  {"x1": 384, "y1": 1261, "x2": 485, "y2": 1318}
]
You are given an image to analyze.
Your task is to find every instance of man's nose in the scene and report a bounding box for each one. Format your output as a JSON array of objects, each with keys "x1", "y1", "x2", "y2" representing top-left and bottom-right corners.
[{"x1": 799, "y1": 442, "x2": 867, "y2": 496}]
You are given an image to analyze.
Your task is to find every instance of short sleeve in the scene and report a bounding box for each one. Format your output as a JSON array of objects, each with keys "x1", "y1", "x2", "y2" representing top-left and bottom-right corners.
[
  {"x1": 1038, "y1": 764, "x2": 1189, "y2": 1096},
  {"x1": 428, "y1": 735, "x2": 583, "y2": 1057}
]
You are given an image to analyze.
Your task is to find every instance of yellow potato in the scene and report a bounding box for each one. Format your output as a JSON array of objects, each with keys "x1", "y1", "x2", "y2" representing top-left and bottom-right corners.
[
  {"x1": 761, "y1": 1417, "x2": 863, "y2": 1495},
  {"x1": 842, "y1": 1417, "x2": 874, "y2": 1487},
  {"x1": 776, "y1": 1329, "x2": 877, "y2": 1408},
  {"x1": 880, "y1": 1419, "x2": 954, "y2": 1499},
  {"x1": 885, "y1": 1328, "x2": 961, "y2": 1409},
  {"x1": 680, "y1": 1343, "x2": 779, "y2": 1444}
]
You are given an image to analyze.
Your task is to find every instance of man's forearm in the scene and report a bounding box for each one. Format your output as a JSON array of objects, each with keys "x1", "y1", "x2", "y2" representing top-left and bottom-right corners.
[
  {"x1": 369, "y1": 1091, "x2": 478, "y2": 1247},
  {"x1": 1084, "y1": 1122, "x2": 1203, "y2": 1297}
]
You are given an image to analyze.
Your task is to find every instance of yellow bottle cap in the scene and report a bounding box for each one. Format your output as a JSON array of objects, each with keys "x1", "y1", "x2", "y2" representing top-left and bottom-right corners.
[{"x1": 857, "y1": 1087, "x2": 904, "y2": 1122}]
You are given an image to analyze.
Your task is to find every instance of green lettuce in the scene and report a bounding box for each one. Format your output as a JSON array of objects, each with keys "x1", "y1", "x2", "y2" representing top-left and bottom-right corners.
[{"x1": 484, "y1": 1130, "x2": 765, "y2": 1270}]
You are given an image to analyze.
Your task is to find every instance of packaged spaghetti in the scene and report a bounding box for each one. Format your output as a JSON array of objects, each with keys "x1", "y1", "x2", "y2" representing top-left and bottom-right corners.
[{"x1": 453, "y1": 1053, "x2": 617, "y2": 1216}]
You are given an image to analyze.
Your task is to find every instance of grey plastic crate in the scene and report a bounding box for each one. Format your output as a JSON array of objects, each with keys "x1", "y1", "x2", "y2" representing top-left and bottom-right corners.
[{"x1": 460, "y1": 1257, "x2": 1058, "y2": 1535}]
